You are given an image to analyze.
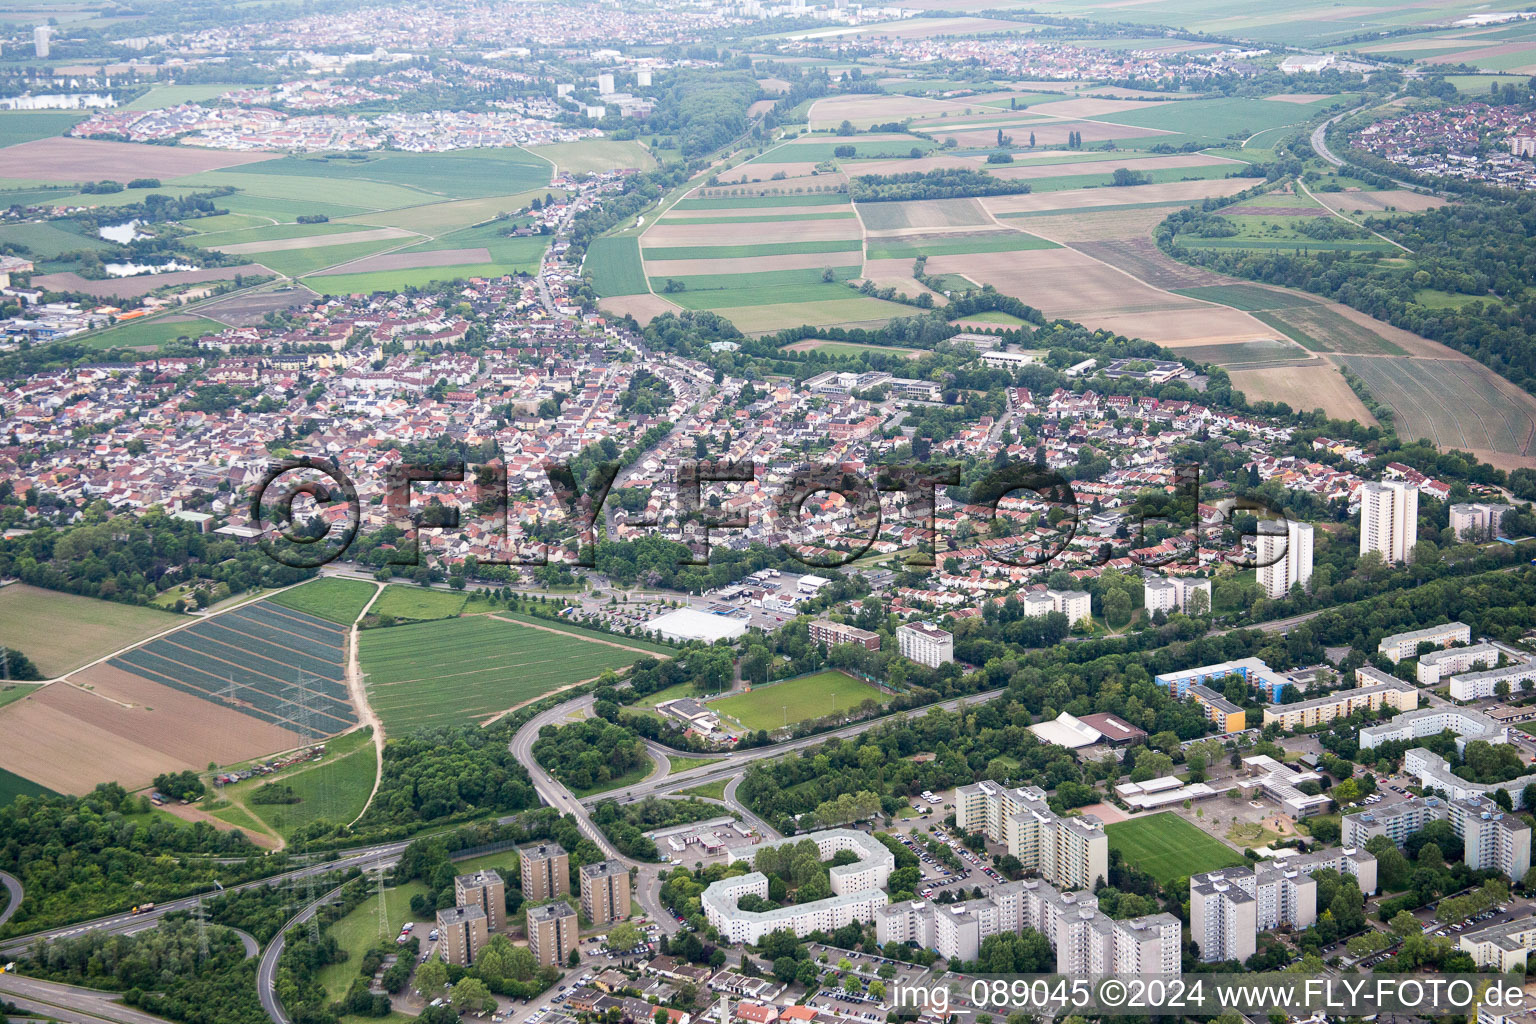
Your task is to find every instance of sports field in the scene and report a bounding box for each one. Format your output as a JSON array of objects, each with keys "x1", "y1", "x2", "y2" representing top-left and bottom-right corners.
[
  {"x1": 0, "y1": 584, "x2": 177, "y2": 678},
  {"x1": 269, "y1": 578, "x2": 377, "y2": 625},
  {"x1": 359, "y1": 614, "x2": 660, "y2": 733},
  {"x1": 369, "y1": 585, "x2": 467, "y2": 622},
  {"x1": 711, "y1": 670, "x2": 888, "y2": 732},
  {"x1": 1104, "y1": 812, "x2": 1245, "y2": 885}
]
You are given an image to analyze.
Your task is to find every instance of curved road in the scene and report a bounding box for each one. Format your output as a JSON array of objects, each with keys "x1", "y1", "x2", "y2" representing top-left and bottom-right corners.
[
  {"x1": 0, "y1": 974, "x2": 177, "y2": 1024},
  {"x1": 0, "y1": 871, "x2": 21, "y2": 927},
  {"x1": 258, "y1": 882, "x2": 346, "y2": 1024}
]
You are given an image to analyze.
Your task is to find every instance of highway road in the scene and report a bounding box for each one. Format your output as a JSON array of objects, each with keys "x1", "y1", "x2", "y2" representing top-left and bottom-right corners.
[
  {"x1": 0, "y1": 974, "x2": 177, "y2": 1024},
  {"x1": 0, "y1": 871, "x2": 21, "y2": 927},
  {"x1": 258, "y1": 881, "x2": 346, "y2": 1024},
  {"x1": 0, "y1": 840, "x2": 416, "y2": 958}
]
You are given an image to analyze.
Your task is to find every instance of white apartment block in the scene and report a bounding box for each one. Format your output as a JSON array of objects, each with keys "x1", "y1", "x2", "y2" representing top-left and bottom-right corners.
[
  {"x1": 1020, "y1": 588, "x2": 1093, "y2": 627},
  {"x1": 1378, "y1": 621, "x2": 1471, "y2": 662},
  {"x1": 702, "y1": 830, "x2": 895, "y2": 944},
  {"x1": 1343, "y1": 794, "x2": 1532, "y2": 882},
  {"x1": 1359, "y1": 704, "x2": 1504, "y2": 751},
  {"x1": 1190, "y1": 848, "x2": 1377, "y2": 963},
  {"x1": 897, "y1": 622, "x2": 953, "y2": 668},
  {"x1": 1405, "y1": 748, "x2": 1536, "y2": 817},
  {"x1": 954, "y1": 780, "x2": 1108, "y2": 891},
  {"x1": 1256, "y1": 518, "x2": 1314, "y2": 600},
  {"x1": 1449, "y1": 658, "x2": 1536, "y2": 701},
  {"x1": 1261, "y1": 666, "x2": 1418, "y2": 731},
  {"x1": 1143, "y1": 575, "x2": 1211, "y2": 615},
  {"x1": 1460, "y1": 917, "x2": 1536, "y2": 972},
  {"x1": 877, "y1": 879, "x2": 1179, "y2": 975},
  {"x1": 1189, "y1": 867, "x2": 1257, "y2": 963},
  {"x1": 1449, "y1": 501, "x2": 1508, "y2": 541},
  {"x1": 1418, "y1": 642, "x2": 1500, "y2": 685},
  {"x1": 1359, "y1": 479, "x2": 1419, "y2": 564}
]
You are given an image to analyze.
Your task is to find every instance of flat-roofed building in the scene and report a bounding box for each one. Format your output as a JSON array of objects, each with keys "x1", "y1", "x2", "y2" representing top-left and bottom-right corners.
[
  {"x1": 1449, "y1": 501, "x2": 1508, "y2": 542},
  {"x1": 1344, "y1": 794, "x2": 1531, "y2": 882},
  {"x1": 1379, "y1": 621, "x2": 1471, "y2": 663},
  {"x1": 1189, "y1": 683, "x2": 1247, "y2": 734},
  {"x1": 437, "y1": 904, "x2": 489, "y2": 966},
  {"x1": 897, "y1": 622, "x2": 952, "y2": 668},
  {"x1": 1143, "y1": 575, "x2": 1211, "y2": 615},
  {"x1": 520, "y1": 843, "x2": 569, "y2": 902},
  {"x1": 1189, "y1": 868, "x2": 1256, "y2": 963},
  {"x1": 453, "y1": 870, "x2": 506, "y2": 932},
  {"x1": 1359, "y1": 705, "x2": 1504, "y2": 752},
  {"x1": 1418, "y1": 642, "x2": 1500, "y2": 684},
  {"x1": 1460, "y1": 917, "x2": 1536, "y2": 972},
  {"x1": 1157, "y1": 657, "x2": 1289, "y2": 701},
  {"x1": 953, "y1": 780, "x2": 1107, "y2": 890},
  {"x1": 1359, "y1": 479, "x2": 1418, "y2": 565},
  {"x1": 808, "y1": 620, "x2": 881, "y2": 651},
  {"x1": 527, "y1": 901, "x2": 578, "y2": 967},
  {"x1": 1449, "y1": 658, "x2": 1536, "y2": 701},
  {"x1": 1262, "y1": 667, "x2": 1418, "y2": 731},
  {"x1": 580, "y1": 859, "x2": 631, "y2": 928}
]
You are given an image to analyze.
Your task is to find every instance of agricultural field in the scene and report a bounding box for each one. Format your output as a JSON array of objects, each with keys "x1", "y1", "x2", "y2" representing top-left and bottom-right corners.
[
  {"x1": 1251, "y1": 306, "x2": 1406, "y2": 355},
  {"x1": 1339, "y1": 355, "x2": 1536, "y2": 460},
  {"x1": 494, "y1": 610, "x2": 674, "y2": 655},
  {"x1": 0, "y1": 110, "x2": 85, "y2": 148},
  {"x1": 587, "y1": 236, "x2": 649, "y2": 297},
  {"x1": 0, "y1": 584, "x2": 178, "y2": 678},
  {"x1": 368, "y1": 585, "x2": 467, "y2": 623},
  {"x1": 72, "y1": 316, "x2": 228, "y2": 352},
  {"x1": 359, "y1": 614, "x2": 660, "y2": 734},
  {"x1": 0, "y1": 219, "x2": 114, "y2": 260},
  {"x1": 0, "y1": 766, "x2": 56, "y2": 806},
  {"x1": 111, "y1": 599, "x2": 356, "y2": 739},
  {"x1": 1104, "y1": 812, "x2": 1245, "y2": 885},
  {"x1": 1168, "y1": 284, "x2": 1319, "y2": 312},
  {"x1": 865, "y1": 231, "x2": 1056, "y2": 260},
  {"x1": 781, "y1": 339, "x2": 923, "y2": 359},
  {"x1": 269, "y1": 578, "x2": 378, "y2": 626},
  {"x1": 857, "y1": 198, "x2": 992, "y2": 232},
  {"x1": 527, "y1": 138, "x2": 656, "y2": 175},
  {"x1": 710, "y1": 670, "x2": 889, "y2": 733}
]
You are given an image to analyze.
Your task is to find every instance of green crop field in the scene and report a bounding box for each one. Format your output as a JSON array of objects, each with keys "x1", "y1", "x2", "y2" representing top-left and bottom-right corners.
[
  {"x1": 658, "y1": 211, "x2": 856, "y2": 225},
  {"x1": 0, "y1": 684, "x2": 39, "y2": 711},
  {"x1": 0, "y1": 766, "x2": 56, "y2": 806},
  {"x1": 674, "y1": 192, "x2": 850, "y2": 210},
  {"x1": 360, "y1": 615, "x2": 655, "y2": 733},
  {"x1": 1027, "y1": 163, "x2": 1239, "y2": 193},
  {"x1": 225, "y1": 149, "x2": 551, "y2": 200},
  {"x1": 1089, "y1": 95, "x2": 1353, "y2": 140},
  {"x1": 586, "y1": 236, "x2": 649, "y2": 297},
  {"x1": 0, "y1": 584, "x2": 176, "y2": 678},
  {"x1": 369, "y1": 586, "x2": 467, "y2": 622},
  {"x1": 257, "y1": 238, "x2": 407, "y2": 278},
  {"x1": 213, "y1": 193, "x2": 374, "y2": 221},
  {"x1": 787, "y1": 339, "x2": 923, "y2": 358},
  {"x1": 642, "y1": 239, "x2": 862, "y2": 260},
  {"x1": 125, "y1": 84, "x2": 259, "y2": 110},
  {"x1": 1169, "y1": 284, "x2": 1318, "y2": 311},
  {"x1": 755, "y1": 139, "x2": 936, "y2": 162},
  {"x1": 0, "y1": 111, "x2": 85, "y2": 148},
  {"x1": 1252, "y1": 307, "x2": 1405, "y2": 355},
  {"x1": 527, "y1": 139, "x2": 656, "y2": 175},
  {"x1": 186, "y1": 221, "x2": 369, "y2": 247},
  {"x1": 1177, "y1": 339, "x2": 1309, "y2": 368},
  {"x1": 495, "y1": 610, "x2": 674, "y2": 655},
  {"x1": 1105, "y1": 813, "x2": 1245, "y2": 885},
  {"x1": 711, "y1": 670, "x2": 888, "y2": 732},
  {"x1": 0, "y1": 220, "x2": 114, "y2": 258},
  {"x1": 270, "y1": 578, "x2": 377, "y2": 625},
  {"x1": 75, "y1": 316, "x2": 227, "y2": 352},
  {"x1": 866, "y1": 232, "x2": 1056, "y2": 260},
  {"x1": 175, "y1": 170, "x2": 436, "y2": 211}
]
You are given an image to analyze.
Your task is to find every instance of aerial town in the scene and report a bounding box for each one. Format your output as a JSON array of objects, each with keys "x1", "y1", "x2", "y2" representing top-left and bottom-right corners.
[{"x1": 2, "y1": 1, "x2": 1536, "y2": 1024}]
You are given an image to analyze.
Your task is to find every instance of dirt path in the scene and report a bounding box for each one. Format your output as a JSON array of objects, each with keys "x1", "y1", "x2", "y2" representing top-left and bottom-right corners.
[
  {"x1": 346, "y1": 582, "x2": 388, "y2": 827},
  {"x1": 161, "y1": 800, "x2": 283, "y2": 851},
  {"x1": 1297, "y1": 178, "x2": 1409, "y2": 253}
]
